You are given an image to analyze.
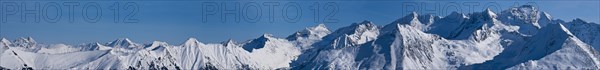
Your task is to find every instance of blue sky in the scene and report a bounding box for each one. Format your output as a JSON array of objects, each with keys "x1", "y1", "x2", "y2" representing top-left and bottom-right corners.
[{"x1": 1, "y1": 0, "x2": 599, "y2": 44}]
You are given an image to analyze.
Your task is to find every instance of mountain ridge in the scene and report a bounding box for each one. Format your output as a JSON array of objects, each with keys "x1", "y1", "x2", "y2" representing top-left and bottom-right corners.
[{"x1": 1, "y1": 5, "x2": 600, "y2": 70}]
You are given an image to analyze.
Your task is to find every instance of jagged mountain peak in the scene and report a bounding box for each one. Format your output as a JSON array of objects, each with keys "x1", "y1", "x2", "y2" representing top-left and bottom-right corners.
[
  {"x1": 82, "y1": 42, "x2": 105, "y2": 48},
  {"x1": 287, "y1": 32, "x2": 303, "y2": 40},
  {"x1": 222, "y1": 39, "x2": 237, "y2": 47},
  {"x1": 150, "y1": 41, "x2": 168, "y2": 47},
  {"x1": 260, "y1": 33, "x2": 275, "y2": 39},
  {"x1": 286, "y1": 24, "x2": 331, "y2": 40},
  {"x1": 0, "y1": 38, "x2": 11, "y2": 48},
  {"x1": 395, "y1": 12, "x2": 421, "y2": 24},
  {"x1": 89, "y1": 42, "x2": 112, "y2": 50},
  {"x1": 389, "y1": 12, "x2": 441, "y2": 32},
  {"x1": 185, "y1": 38, "x2": 198, "y2": 42},
  {"x1": 328, "y1": 21, "x2": 378, "y2": 36},
  {"x1": 493, "y1": 5, "x2": 544, "y2": 35},
  {"x1": 358, "y1": 21, "x2": 377, "y2": 28},
  {"x1": 1, "y1": 38, "x2": 10, "y2": 44},
  {"x1": 437, "y1": 11, "x2": 467, "y2": 22},
  {"x1": 182, "y1": 38, "x2": 203, "y2": 47},
  {"x1": 314, "y1": 24, "x2": 328, "y2": 30},
  {"x1": 309, "y1": 20, "x2": 379, "y2": 49},
  {"x1": 145, "y1": 41, "x2": 168, "y2": 50},
  {"x1": 15, "y1": 37, "x2": 36, "y2": 44},
  {"x1": 501, "y1": 5, "x2": 540, "y2": 23},
  {"x1": 508, "y1": 5, "x2": 538, "y2": 13},
  {"x1": 110, "y1": 38, "x2": 133, "y2": 44},
  {"x1": 383, "y1": 12, "x2": 428, "y2": 33},
  {"x1": 242, "y1": 34, "x2": 276, "y2": 52},
  {"x1": 538, "y1": 11, "x2": 553, "y2": 27},
  {"x1": 408, "y1": 11, "x2": 419, "y2": 18},
  {"x1": 483, "y1": 8, "x2": 498, "y2": 19},
  {"x1": 540, "y1": 11, "x2": 552, "y2": 20},
  {"x1": 107, "y1": 38, "x2": 136, "y2": 47},
  {"x1": 307, "y1": 24, "x2": 330, "y2": 33},
  {"x1": 516, "y1": 5, "x2": 537, "y2": 10},
  {"x1": 94, "y1": 42, "x2": 103, "y2": 46},
  {"x1": 332, "y1": 20, "x2": 378, "y2": 36},
  {"x1": 13, "y1": 37, "x2": 37, "y2": 48},
  {"x1": 88, "y1": 42, "x2": 103, "y2": 47},
  {"x1": 356, "y1": 20, "x2": 375, "y2": 25},
  {"x1": 113, "y1": 38, "x2": 132, "y2": 42},
  {"x1": 572, "y1": 18, "x2": 588, "y2": 23},
  {"x1": 310, "y1": 24, "x2": 331, "y2": 35}
]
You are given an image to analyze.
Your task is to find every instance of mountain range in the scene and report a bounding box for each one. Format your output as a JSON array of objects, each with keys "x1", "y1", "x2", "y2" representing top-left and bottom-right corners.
[{"x1": 1, "y1": 5, "x2": 600, "y2": 70}]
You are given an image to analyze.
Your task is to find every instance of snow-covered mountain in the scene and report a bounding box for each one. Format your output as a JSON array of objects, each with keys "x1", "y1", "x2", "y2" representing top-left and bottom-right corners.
[{"x1": 1, "y1": 5, "x2": 600, "y2": 70}]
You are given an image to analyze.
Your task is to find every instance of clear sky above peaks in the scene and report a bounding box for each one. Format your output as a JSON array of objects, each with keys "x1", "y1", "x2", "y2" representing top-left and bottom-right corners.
[{"x1": 1, "y1": 0, "x2": 598, "y2": 44}]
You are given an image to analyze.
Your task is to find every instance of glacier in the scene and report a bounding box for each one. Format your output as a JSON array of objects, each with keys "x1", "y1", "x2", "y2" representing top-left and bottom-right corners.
[{"x1": 1, "y1": 5, "x2": 600, "y2": 70}]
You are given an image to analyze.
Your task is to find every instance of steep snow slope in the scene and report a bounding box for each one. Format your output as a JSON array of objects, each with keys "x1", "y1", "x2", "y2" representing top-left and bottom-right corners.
[
  {"x1": 508, "y1": 38, "x2": 600, "y2": 70},
  {"x1": 459, "y1": 23, "x2": 589, "y2": 69},
  {"x1": 292, "y1": 5, "x2": 600, "y2": 69},
  {"x1": 507, "y1": 23, "x2": 600, "y2": 69},
  {"x1": 292, "y1": 8, "x2": 509, "y2": 69},
  {"x1": 290, "y1": 21, "x2": 380, "y2": 69}
]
